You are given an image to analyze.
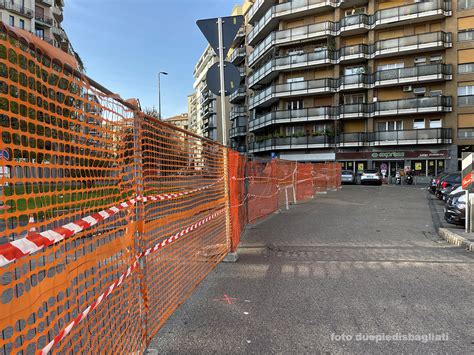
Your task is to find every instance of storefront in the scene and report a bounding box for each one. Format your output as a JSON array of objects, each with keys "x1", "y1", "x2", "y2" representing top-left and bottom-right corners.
[{"x1": 337, "y1": 150, "x2": 450, "y2": 177}]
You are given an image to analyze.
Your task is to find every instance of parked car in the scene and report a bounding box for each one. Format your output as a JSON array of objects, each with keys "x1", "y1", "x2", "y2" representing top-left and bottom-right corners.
[
  {"x1": 341, "y1": 170, "x2": 355, "y2": 184},
  {"x1": 441, "y1": 183, "x2": 461, "y2": 201},
  {"x1": 360, "y1": 169, "x2": 382, "y2": 185},
  {"x1": 435, "y1": 173, "x2": 461, "y2": 199},
  {"x1": 444, "y1": 191, "x2": 466, "y2": 225},
  {"x1": 429, "y1": 172, "x2": 449, "y2": 193}
]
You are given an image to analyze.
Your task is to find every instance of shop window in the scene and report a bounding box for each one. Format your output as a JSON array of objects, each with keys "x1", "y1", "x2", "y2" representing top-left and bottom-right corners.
[
  {"x1": 429, "y1": 119, "x2": 442, "y2": 128},
  {"x1": 413, "y1": 119, "x2": 425, "y2": 129}
]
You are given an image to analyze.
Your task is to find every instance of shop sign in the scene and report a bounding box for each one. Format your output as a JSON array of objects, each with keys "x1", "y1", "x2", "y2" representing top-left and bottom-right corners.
[
  {"x1": 371, "y1": 152, "x2": 405, "y2": 159},
  {"x1": 415, "y1": 163, "x2": 423, "y2": 171}
]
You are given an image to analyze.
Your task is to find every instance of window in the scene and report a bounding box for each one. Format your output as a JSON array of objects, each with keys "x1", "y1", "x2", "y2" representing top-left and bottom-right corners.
[
  {"x1": 345, "y1": 7, "x2": 366, "y2": 16},
  {"x1": 459, "y1": 30, "x2": 474, "y2": 42},
  {"x1": 35, "y1": 28, "x2": 44, "y2": 39},
  {"x1": 413, "y1": 119, "x2": 425, "y2": 129},
  {"x1": 19, "y1": 19, "x2": 25, "y2": 29},
  {"x1": 344, "y1": 65, "x2": 365, "y2": 75},
  {"x1": 414, "y1": 57, "x2": 426, "y2": 66},
  {"x1": 287, "y1": 100, "x2": 304, "y2": 110},
  {"x1": 378, "y1": 121, "x2": 403, "y2": 131},
  {"x1": 288, "y1": 47, "x2": 304, "y2": 56},
  {"x1": 430, "y1": 55, "x2": 443, "y2": 63},
  {"x1": 458, "y1": 85, "x2": 474, "y2": 96},
  {"x1": 377, "y1": 62, "x2": 404, "y2": 71},
  {"x1": 9, "y1": 16, "x2": 14, "y2": 27},
  {"x1": 286, "y1": 77, "x2": 304, "y2": 83},
  {"x1": 459, "y1": 63, "x2": 474, "y2": 74},
  {"x1": 459, "y1": 0, "x2": 474, "y2": 10},
  {"x1": 285, "y1": 126, "x2": 305, "y2": 136},
  {"x1": 429, "y1": 119, "x2": 442, "y2": 128},
  {"x1": 344, "y1": 93, "x2": 366, "y2": 104}
]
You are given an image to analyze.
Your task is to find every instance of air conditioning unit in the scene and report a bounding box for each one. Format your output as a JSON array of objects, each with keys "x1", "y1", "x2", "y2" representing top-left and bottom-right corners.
[
  {"x1": 413, "y1": 87, "x2": 426, "y2": 95},
  {"x1": 414, "y1": 57, "x2": 426, "y2": 65},
  {"x1": 403, "y1": 85, "x2": 413, "y2": 92}
]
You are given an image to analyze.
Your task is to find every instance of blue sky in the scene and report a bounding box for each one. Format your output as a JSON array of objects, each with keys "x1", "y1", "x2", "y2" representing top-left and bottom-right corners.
[{"x1": 63, "y1": 0, "x2": 237, "y2": 117}]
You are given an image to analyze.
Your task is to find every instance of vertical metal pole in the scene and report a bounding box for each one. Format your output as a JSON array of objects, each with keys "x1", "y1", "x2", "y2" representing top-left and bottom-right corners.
[
  {"x1": 158, "y1": 73, "x2": 161, "y2": 119},
  {"x1": 217, "y1": 17, "x2": 227, "y2": 146},
  {"x1": 466, "y1": 190, "x2": 470, "y2": 233},
  {"x1": 285, "y1": 186, "x2": 289, "y2": 210},
  {"x1": 470, "y1": 194, "x2": 473, "y2": 233},
  {"x1": 223, "y1": 148, "x2": 232, "y2": 252}
]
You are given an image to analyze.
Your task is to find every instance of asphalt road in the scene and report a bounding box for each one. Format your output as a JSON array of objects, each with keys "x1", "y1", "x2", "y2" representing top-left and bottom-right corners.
[{"x1": 148, "y1": 185, "x2": 474, "y2": 354}]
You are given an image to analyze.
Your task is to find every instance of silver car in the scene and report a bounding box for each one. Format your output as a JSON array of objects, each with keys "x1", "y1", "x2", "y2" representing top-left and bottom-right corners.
[{"x1": 341, "y1": 170, "x2": 355, "y2": 184}]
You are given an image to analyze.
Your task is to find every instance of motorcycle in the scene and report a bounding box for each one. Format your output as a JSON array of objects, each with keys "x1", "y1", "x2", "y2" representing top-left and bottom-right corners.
[{"x1": 406, "y1": 173, "x2": 413, "y2": 185}]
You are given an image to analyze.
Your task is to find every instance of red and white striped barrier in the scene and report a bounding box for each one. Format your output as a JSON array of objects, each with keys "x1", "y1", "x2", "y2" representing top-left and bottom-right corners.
[
  {"x1": 40, "y1": 208, "x2": 225, "y2": 354},
  {"x1": 0, "y1": 178, "x2": 223, "y2": 267}
]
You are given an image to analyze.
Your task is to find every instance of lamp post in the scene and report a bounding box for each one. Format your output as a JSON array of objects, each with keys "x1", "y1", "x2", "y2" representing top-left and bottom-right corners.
[{"x1": 158, "y1": 71, "x2": 168, "y2": 119}]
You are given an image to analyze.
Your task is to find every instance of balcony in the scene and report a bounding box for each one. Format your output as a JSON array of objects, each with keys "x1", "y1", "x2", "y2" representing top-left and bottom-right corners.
[
  {"x1": 52, "y1": 5, "x2": 63, "y2": 22},
  {"x1": 248, "y1": 0, "x2": 341, "y2": 46},
  {"x1": 248, "y1": 0, "x2": 277, "y2": 23},
  {"x1": 337, "y1": 128, "x2": 452, "y2": 147},
  {"x1": 230, "y1": 126, "x2": 247, "y2": 138},
  {"x1": 229, "y1": 87, "x2": 246, "y2": 104},
  {"x1": 249, "y1": 78, "x2": 338, "y2": 109},
  {"x1": 249, "y1": 49, "x2": 337, "y2": 88},
  {"x1": 249, "y1": 107, "x2": 337, "y2": 132},
  {"x1": 249, "y1": 135, "x2": 335, "y2": 153},
  {"x1": 248, "y1": 21, "x2": 337, "y2": 67},
  {"x1": 338, "y1": 44, "x2": 372, "y2": 63},
  {"x1": 229, "y1": 47, "x2": 246, "y2": 64},
  {"x1": 36, "y1": 0, "x2": 53, "y2": 6},
  {"x1": 373, "y1": 64, "x2": 452, "y2": 87},
  {"x1": 339, "y1": 104, "x2": 372, "y2": 119},
  {"x1": 339, "y1": 14, "x2": 371, "y2": 35},
  {"x1": 373, "y1": 96, "x2": 452, "y2": 116},
  {"x1": 374, "y1": 31, "x2": 452, "y2": 58},
  {"x1": 230, "y1": 106, "x2": 247, "y2": 120},
  {"x1": 339, "y1": 74, "x2": 371, "y2": 91},
  {"x1": 35, "y1": 14, "x2": 54, "y2": 27},
  {"x1": 0, "y1": 1, "x2": 33, "y2": 18}
]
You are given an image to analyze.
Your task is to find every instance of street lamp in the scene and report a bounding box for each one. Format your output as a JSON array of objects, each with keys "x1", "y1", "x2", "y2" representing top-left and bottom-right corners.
[{"x1": 158, "y1": 71, "x2": 168, "y2": 119}]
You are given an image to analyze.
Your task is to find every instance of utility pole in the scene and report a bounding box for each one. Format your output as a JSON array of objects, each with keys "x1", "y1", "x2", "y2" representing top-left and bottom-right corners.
[{"x1": 217, "y1": 18, "x2": 227, "y2": 146}]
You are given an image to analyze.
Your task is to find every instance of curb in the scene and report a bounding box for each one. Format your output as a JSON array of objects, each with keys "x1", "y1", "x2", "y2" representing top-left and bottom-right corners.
[{"x1": 438, "y1": 228, "x2": 474, "y2": 252}]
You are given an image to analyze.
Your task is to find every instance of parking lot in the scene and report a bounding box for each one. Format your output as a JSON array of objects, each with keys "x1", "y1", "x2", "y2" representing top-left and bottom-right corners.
[{"x1": 150, "y1": 185, "x2": 473, "y2": 354}]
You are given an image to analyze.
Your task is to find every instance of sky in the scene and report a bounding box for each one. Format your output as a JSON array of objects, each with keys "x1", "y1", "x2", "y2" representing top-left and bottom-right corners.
[{"x1": 63, "y1": 0, "x2": 237, "y2": 118}]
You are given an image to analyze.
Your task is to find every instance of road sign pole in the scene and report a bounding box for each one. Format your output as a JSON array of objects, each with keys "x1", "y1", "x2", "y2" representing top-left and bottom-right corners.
[
  {"x1": 466, "y1": 190, "x2": 470, "y2": 233},
  {"x1": 217, "y1": 17, "x2": 227, "y2": 146}
]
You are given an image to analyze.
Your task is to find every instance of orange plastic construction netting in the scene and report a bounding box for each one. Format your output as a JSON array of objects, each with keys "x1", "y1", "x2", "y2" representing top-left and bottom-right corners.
[{"x1": 0, "y1": 23, "x2": 342, "y2": 353}]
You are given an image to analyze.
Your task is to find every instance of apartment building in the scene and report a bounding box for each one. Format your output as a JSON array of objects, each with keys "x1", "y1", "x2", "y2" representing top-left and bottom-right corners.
[
  {"x1": 165, "y1": 113, "x2": 189, "y2": 131},
  {"x1": 245, "y1": 0, "x2": 474, "y2": 176},
  {"x1": 191, "y1": 45, "x2": 231, "y2": 144},
  {"x1": 0, "y1": 0, "x2": 73, "y2": 55}
]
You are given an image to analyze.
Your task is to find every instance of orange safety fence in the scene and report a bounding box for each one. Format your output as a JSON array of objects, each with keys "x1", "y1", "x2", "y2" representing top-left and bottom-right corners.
[{"x1": 0, "y1": 23, "x2": 341, "y2": 353}]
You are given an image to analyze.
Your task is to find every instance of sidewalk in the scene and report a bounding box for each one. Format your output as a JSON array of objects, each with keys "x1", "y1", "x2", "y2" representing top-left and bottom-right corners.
[
  {"x1": 148, "y1": 186, "x2": 473, "y2": 354},
  {"x1": 438, "y1": 228, "x2": 474, "y2": 252}
]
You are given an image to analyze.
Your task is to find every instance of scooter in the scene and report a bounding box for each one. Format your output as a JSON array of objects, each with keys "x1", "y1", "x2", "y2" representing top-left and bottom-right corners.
[
  {"x1": 406, "y1": 173, "x2": 413, "y2": 185},
  {"x1": 395, "y1": 172, "x2": 401, "y2": 185}
]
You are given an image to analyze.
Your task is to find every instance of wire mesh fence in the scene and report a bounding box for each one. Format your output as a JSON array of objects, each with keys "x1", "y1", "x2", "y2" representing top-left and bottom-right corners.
[{"x1": 0, "y1": 24, "x2": 341, "y2": 353}]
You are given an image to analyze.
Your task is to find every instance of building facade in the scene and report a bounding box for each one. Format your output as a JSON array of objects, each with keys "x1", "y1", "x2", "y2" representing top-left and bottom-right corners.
[
  {"x1": 0, "y1": 0, "x2": 73, "y2": 55},
  {"x1": 245, "y1": 0, "x2": 474, "y2": 176},
  {"x1": 164, "y1": 113, "x2": 189, "y2": 131}
]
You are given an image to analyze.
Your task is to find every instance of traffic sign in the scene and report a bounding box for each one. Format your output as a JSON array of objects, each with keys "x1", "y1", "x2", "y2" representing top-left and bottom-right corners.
[
  {"x1": 0, "y1": 149, "x2": 9, "y2": 160},
  {"x1": 206, "y1": 62, "x2": 240, "y2": 96},
  {"x1": 197, "y1": 16, "x2": 244, "y2": 58},
  {"x1": 462, "y1": 152, "x2": 472, "y2": 190}
]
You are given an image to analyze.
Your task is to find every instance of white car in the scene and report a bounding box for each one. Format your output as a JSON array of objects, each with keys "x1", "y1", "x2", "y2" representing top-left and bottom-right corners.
[{"x1": 360, "y1": 169, "x2": 382, "y2": 185}]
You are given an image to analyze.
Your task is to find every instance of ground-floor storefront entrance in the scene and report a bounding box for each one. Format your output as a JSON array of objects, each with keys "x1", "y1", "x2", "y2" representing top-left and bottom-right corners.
[{"x1": 337, "y1": 149, "x2": 451, "y2": 177}]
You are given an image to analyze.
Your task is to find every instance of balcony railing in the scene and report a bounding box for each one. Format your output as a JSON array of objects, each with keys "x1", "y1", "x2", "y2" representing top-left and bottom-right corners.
[
  {"x1": 250, "y1": 78, "x2": 338, "y2": 109},
  {"x1": 230, "y1": 126, "x2": 247, "y2": 138},
  {"x1": 37, "y1": 0, "x2": 53, "y2": 6},
  {"x1": 248, "y1": 1, "x2": 451, "y2": 62},
  {"x1": 248, "y1": 0, "x2": 277, "y2": 23},
  {"x1": 0, "y1": 0, "x2": 33, "y2": 18},
  {"x1": 229, "y1": 87, "x2": 247, "y2": 103},
  {"x1": 458, "y1": 95, "x2": 474, "y2": 107},
  {"x1": 35, "y1": 14, "x2": 54, "y2": 26},
  {"x1": 229, "y1": 47, "x2": 246, "y2": 64},
  {"x1": 230, "y1": 106, "x2": 247, "y2": 120},
  {"x1": 249, "y1": 135, "x2": 335, "y2": 152},
  {"x1": 250, "y1": 66, "x2": 452, "y2": 109},
  {"x1": 249, "y1": 107, "x2": 337, "y2": 131},
  {"x1": 249, "y1": 49, "x2": 337, "y2": 87},
  {"x1": 248, "y1": 0, "x2": 341, "y2": 45},
  {"x1": 337, "y1": 128, "x2": 452, "y2": 146},
  {"x1": 373, "y1": 96, "x2": 452, "y2": 116}
]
